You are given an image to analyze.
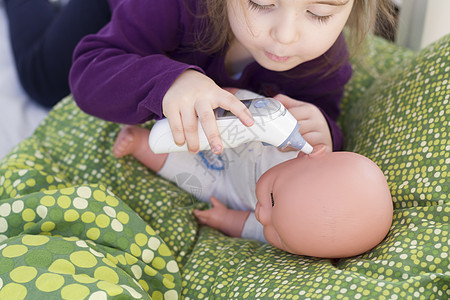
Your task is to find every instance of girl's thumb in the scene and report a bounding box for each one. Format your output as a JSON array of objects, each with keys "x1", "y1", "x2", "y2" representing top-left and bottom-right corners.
[{"x1": 273, "y1": 94, "x2": 298, "y2": 109}]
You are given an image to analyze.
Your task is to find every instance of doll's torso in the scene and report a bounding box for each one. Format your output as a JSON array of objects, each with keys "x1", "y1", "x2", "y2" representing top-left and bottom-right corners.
[{"x1": 157, "y1": 142, "x2": 298, "y2": 211}]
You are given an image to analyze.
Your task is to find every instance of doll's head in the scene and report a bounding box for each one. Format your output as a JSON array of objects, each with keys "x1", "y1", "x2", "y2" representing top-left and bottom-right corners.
[{"x1": 255, "y1": 145, "x2": 393, "y2": 258}]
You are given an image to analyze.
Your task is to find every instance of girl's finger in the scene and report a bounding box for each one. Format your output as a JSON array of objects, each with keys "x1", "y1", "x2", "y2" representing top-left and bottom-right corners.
[
  {"x1": 273, "y1": 93, "x2": 304, "y2": 109},
  {"x1": 164, "y1": 109, "x2": 186, "y2": 147},
  {"x1": 302, "y1": 131, "x2": 332, "y2": 151},
  {"x1": 293, "y1": 119, "x2": 316, "y2": 135},
  {"x1": 222, "y1": 87, "x2": 240, "y2": 94},
  {"x1": 195, "y1": 102, "x2": 223, "y2": 154},
  {"x1": 180, "y1": 106, "x2": 200, "y2": 153},
  {"x1": 286, "y1": 104, "x2": 321, "y2": 122},
  {"x1": 218, "y1": 93, "x2": 254, "y2": 127}
]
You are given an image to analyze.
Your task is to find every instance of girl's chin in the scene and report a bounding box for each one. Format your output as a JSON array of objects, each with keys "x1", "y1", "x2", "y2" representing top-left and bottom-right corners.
[{"x1": 258, "y1": 61, "x2": 297, "y2": 72}]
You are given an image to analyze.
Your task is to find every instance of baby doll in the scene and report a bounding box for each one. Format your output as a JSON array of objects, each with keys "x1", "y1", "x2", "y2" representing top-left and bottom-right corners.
[{"x1": 113, "y1": 126, "x2": 393, "y2": 259}]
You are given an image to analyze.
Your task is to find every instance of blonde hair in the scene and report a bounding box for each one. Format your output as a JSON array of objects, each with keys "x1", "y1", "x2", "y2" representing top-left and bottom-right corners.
[
  {"x1": 196, "y1": 0, "x2": 396, "y2": 55},
  {"x1": 346, "y1": 0, "x2": 397, "y2": 53},
  {"x1": 194, "y1": 0, "x2": 231, "y2": 54}
]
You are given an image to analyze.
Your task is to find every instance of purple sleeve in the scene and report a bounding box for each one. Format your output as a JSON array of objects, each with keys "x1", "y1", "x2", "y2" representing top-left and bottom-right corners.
[
  {"x1": 69, "y1": 0, "x2": 202, "y2": 124},
  {"x1": 316, "y1": 61, "x2": 351, "y2": 151},
  {"x1": 321, "y1": 60, "x2": 352, "y2": 151}
]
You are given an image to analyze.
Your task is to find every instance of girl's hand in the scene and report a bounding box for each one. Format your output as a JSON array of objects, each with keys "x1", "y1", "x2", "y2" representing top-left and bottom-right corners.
[
  {"x1": 274, "y1": 94, "x2": 333, "y2": 152},
  {"x1": 162, "y1": 70, "x2": 254, "y2": 154}
]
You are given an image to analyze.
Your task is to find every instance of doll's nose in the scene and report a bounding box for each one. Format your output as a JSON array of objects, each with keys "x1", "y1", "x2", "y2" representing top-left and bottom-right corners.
[{"x1": 255, "y1": 203, "x2": 272, "y2": 225}]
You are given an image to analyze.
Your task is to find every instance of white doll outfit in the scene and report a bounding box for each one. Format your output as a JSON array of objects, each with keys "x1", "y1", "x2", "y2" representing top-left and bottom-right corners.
[{"x1": 157, "y1": 142, "x2": 298, "y2": 243}]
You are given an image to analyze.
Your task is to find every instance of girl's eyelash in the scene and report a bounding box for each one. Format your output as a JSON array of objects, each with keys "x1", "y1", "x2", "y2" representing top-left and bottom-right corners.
[
  {"x1": 247, "y1": 0, "x2": 272, "y2": 11},
  {"x1": 270, "y1": 193, "x2": 274, "y2": 207},
  {"x1": 248, "y1": 4, "x2": 331, "y2": 23},
  {"x1": 308, "y1": 11, "x2": 332, "y2": 24}
]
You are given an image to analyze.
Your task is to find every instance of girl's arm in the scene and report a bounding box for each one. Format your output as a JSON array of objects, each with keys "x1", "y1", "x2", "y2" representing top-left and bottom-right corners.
[
  {"x1": 70, "y1": 0, "x2": 193, "y2": 124},
  {"x1": 70, "y1": 0, "x2": 253, "y2": 154},
  {"x1": 194, "y1": 196, "x2": 250, "y2": 238}
]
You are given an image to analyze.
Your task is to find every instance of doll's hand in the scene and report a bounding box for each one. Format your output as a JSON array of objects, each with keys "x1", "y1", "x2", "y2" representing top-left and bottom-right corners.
[
  {"x1": 162, "y1": 70, "x2": 254, "y2": 154},
  {"x1": 274, "y1": 94, "x2": 333, "y2": 152},
  {"x1": 193, "y1": 196, "x2": 229, "y2": 231},
  {"x1": 193, "y1": 196, "x2": 250, "y2": 238}
]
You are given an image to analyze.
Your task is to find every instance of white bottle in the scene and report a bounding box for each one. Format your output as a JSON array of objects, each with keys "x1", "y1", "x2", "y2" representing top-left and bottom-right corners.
[{"x1": 149, "y1": 97, "x2": 313, "y2": 154}]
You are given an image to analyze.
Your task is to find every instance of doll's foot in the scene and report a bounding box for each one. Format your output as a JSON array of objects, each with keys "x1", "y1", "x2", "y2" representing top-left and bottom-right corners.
[{"x1": 113, "y1": 125, "x2": 141, "y2": 158}]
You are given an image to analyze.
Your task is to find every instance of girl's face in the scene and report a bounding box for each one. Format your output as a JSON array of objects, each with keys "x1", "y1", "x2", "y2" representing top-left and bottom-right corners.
[{"x1": 227, "y1": 0, "x2": 354, "y2": 72}]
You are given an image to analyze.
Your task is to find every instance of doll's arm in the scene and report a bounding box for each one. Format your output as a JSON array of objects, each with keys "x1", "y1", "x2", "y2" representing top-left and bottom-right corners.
[{"x1": 193, "y1": 196, "x2": 250, "y2": 238}]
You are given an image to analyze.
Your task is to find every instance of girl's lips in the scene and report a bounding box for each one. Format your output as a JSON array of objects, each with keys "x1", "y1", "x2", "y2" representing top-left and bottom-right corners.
[{"x1": 265, "y1": 51, "x2": 290, "y2": 62}]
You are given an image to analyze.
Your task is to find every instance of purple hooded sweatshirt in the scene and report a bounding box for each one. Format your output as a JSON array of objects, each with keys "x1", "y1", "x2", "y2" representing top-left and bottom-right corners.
[{"x1": 70, "y1": 0, "x2": 352, "y2": 150}]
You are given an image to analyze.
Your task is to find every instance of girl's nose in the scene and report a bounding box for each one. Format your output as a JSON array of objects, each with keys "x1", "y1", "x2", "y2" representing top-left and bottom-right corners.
[{"x1": 271, "y1": 15, "x2": 300, "y2": 45}]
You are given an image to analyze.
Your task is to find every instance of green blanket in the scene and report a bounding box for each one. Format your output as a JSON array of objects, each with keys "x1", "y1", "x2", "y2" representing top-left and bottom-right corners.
[{"x1": 1, "y1": 35, "x2": 448, "y2": 299}]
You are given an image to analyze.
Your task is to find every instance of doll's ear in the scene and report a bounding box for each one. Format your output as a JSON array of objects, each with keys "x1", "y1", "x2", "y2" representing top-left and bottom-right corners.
[{"x1": 297, "y1": 144, "x2": 327, "y2": 159}]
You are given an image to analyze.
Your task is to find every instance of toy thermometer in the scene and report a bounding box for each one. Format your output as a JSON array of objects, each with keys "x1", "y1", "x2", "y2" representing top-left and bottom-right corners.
[{"x1": 149, "y1": 97, "x2": 313, "y2": 154}]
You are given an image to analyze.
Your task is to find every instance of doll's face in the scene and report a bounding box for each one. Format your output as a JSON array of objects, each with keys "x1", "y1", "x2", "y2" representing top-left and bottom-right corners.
[
  {"x1": 254, "y1": 150, "x2": 393, "y2": 257},
  {"x1": 254, "y1": 152, "x2": 328, "y2": 253}
]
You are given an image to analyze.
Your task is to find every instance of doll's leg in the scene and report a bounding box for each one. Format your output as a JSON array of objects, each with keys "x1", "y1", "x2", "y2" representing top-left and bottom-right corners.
[{"x1": 113, "y1": 125, "x2": 168, "y2": 172}]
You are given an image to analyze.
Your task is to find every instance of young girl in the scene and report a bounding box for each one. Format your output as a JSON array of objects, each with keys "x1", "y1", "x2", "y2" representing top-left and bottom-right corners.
[{"x1": 70, "y1": 0, "x2": 394, "y2": 154}]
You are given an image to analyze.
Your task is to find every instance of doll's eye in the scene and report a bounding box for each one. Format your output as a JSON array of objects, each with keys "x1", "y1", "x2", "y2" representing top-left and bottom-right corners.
[{"x1": 270, "y1": 193, "x2": 274, "y2": 207}]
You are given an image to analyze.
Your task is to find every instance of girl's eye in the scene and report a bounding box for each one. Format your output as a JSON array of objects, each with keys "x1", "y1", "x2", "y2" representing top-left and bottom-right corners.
[
  {"x1": 307, "y1": 11, "x2": 332, "y2": 24},
  {"x1": 270, "y1": 193, "x2": 274, "y2": 207},
  {"x1": 248, "y1": 0, "x2": 273, "y2": 11}
]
